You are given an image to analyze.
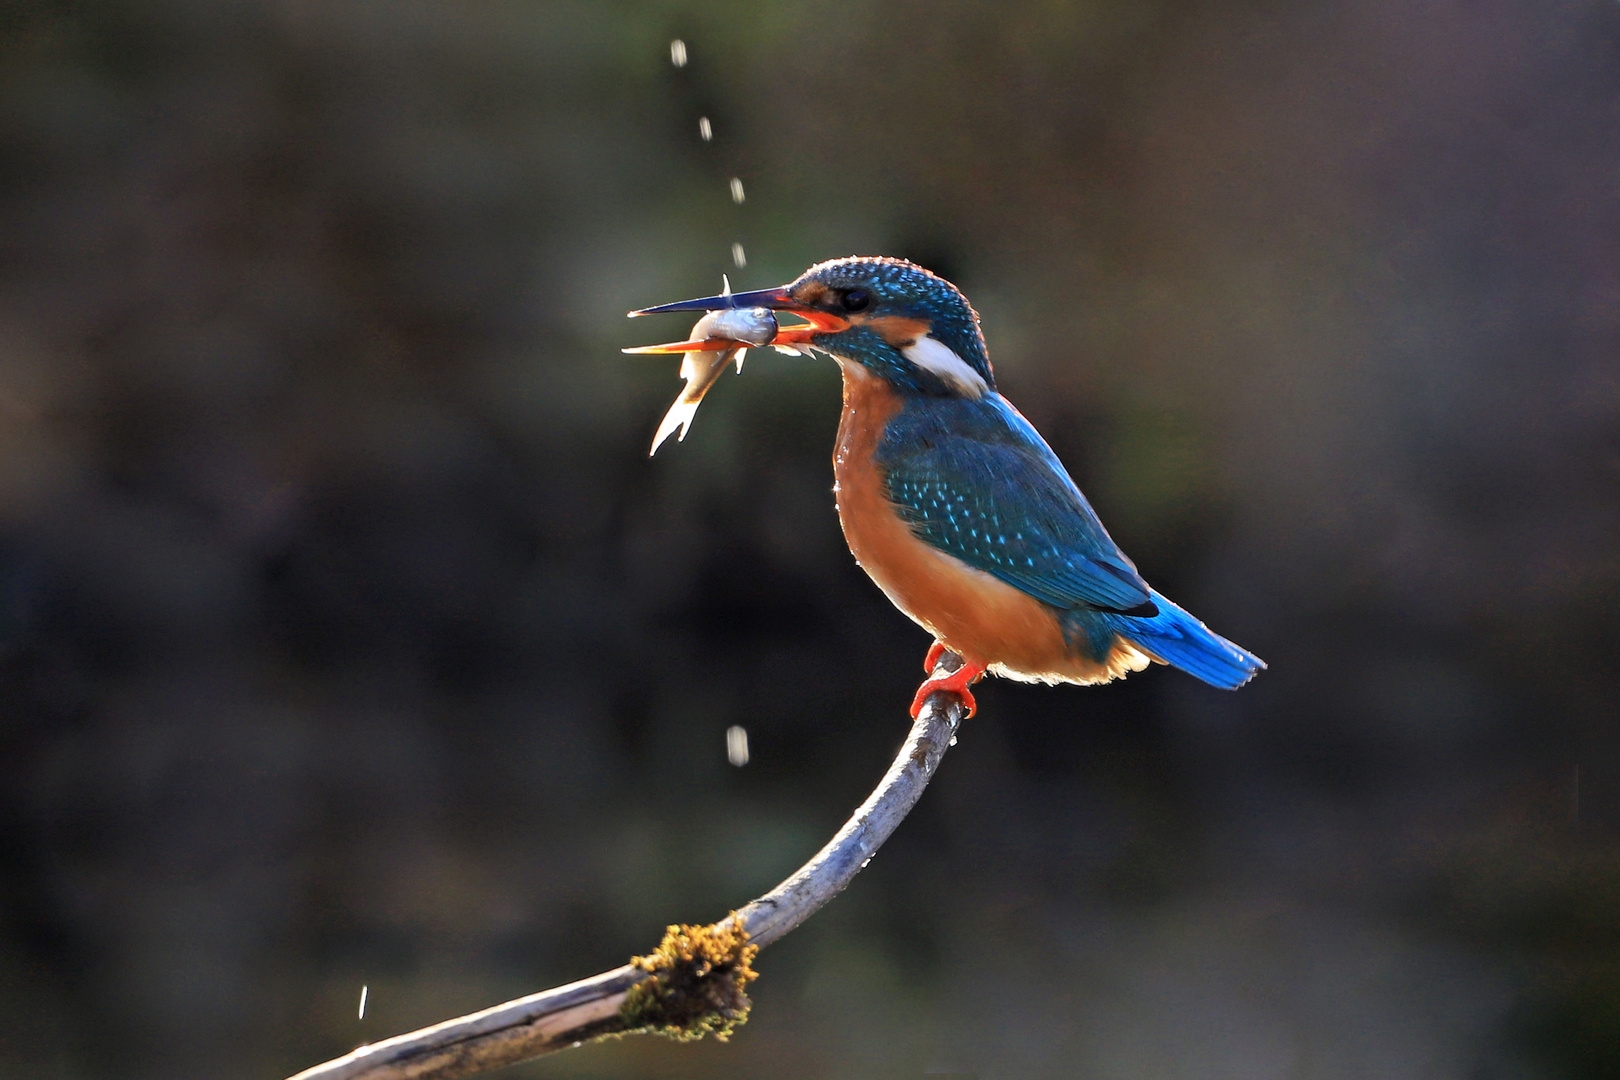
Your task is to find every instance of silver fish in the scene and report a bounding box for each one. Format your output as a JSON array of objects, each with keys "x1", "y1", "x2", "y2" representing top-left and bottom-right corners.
[{"x1": 643, "y1": 279, "x2": 778, "y2": 456}]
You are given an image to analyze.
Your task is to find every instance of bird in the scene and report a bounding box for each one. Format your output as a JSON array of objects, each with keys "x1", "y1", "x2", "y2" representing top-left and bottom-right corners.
[{"x1": 629, "y1": 256, "x2": 1264, "y2": 718}]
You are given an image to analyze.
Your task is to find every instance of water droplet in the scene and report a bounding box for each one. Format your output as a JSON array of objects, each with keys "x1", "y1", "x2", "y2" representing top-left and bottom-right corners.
[
  {"x1": 669, "y1": 39, "x2": 688, "y2": 67},
  {"x1": 729, "y1": 177, "x2": 746, "y2": 204},
  {"x1": 949, "y1": 736, "x2": 958, "y2": 747},
  {"x1": 726, "y1": 725, "x2": 750, "y2": 767},
  {"x1": 358, "y1": 985, "x2": 368, "y2": 1019},
  {"x1": 731, "y1": 242, "x2": 747, "y2": 268},
  {"x1": 699, "y1": 116, "x2": 712, "y2": 141}
]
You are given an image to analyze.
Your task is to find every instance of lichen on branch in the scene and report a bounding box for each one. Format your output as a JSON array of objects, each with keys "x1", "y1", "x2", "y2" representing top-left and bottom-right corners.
[{"x1": 619, "y1": 915, "x2": 760, "y2": 1042}]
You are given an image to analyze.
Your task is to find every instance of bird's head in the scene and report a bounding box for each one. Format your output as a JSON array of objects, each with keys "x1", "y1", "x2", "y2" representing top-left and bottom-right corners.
[{"x1": 630, "y1": 256, "x2": 995, "y2": 398}]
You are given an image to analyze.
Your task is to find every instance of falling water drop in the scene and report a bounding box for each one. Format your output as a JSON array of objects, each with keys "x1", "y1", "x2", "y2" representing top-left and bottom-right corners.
[
  {"x1": 731, "y1": 243, "x2": 747, "y2": 268},
  {"x1": 726, "y1": 725, "x2": 750, "y2": 766},
  {"x1": 729, "y1": 178, "x2": 745, "y2": 204},
  {"x1": 699, "y1": 116, "x2": 713, "y2": 141},
  {"x1": 358, "y1": 985, "x2": 368, "y2": 1020},
  {"x1": 669, "y1": 39, "x2": 687, "y2": 67}
]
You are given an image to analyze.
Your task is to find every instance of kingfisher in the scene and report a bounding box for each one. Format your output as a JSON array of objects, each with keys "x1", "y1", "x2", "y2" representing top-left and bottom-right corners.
[{"x1": 629, "y1": 257, "x2": 1264, "y2": 717}]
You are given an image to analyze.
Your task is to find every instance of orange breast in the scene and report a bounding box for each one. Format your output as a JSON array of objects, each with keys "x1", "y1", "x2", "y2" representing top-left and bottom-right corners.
[{"x1": 831, "y1": 366, "x2": 1152, "y2": 686}]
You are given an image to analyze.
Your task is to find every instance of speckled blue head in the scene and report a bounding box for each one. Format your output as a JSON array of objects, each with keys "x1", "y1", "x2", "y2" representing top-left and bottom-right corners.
[
  {"x1": 631, "y1": 256, "x2": 996, "y2": 398},
  {"x1": 783, "y1": 257, "x2": 995, "y2": 397}
]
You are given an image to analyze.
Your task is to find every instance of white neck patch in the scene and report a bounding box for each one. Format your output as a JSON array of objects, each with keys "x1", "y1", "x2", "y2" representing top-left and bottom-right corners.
[{"x1": 901, "y1": 335, "x2": 988, "y2": 398}]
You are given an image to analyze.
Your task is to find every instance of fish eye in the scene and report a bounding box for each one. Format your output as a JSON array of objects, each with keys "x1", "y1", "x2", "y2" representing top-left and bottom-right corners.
[{"x1": 841, "y1": 288, "x2": 871, "y2": 312}]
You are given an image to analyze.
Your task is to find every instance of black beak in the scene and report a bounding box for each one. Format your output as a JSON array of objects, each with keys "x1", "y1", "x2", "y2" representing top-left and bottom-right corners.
[{"x1": 629, "y1": 285, "x2": 796, "y2": 317}]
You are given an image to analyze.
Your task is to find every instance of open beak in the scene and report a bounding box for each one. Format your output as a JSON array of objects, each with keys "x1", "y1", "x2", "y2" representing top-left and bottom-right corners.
[
  {"x1": 629, "y1": 286, "x2": 795, "y2": 316},
  {"x1": 624, "y1": 284, "x2": 849, "y2": 353},
  {"x1": 622, "y1": 337, "x2": 754, "y2": 355}
]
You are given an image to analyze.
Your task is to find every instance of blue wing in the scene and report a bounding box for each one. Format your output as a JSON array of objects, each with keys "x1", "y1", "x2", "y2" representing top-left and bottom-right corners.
[{"x1": 876, "y1": 394, "x2": 1154, "y2": 614}]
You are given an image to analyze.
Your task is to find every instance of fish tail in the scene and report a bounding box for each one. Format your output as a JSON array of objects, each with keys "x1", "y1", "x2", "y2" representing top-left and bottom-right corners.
[
  {"x1": 650, "y1": 399, "x2": 699, "y2": 456},
  {"x1": 652, "y1": 347, "x2": 742, "y2": 456}
]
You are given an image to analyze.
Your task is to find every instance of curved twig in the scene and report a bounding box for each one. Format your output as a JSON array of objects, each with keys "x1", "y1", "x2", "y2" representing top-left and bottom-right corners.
[{"x1": 285, "y1": 652, "x2": 969, "y2": 1080}]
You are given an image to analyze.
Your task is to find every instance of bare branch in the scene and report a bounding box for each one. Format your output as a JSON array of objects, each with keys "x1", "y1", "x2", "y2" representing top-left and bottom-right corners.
[{"x1": 286, "y1": 652, "x2": 969, "y2": 1080}]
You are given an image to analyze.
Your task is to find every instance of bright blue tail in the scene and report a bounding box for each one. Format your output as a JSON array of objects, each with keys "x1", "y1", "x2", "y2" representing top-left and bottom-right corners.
[{"x1": 1109, "y1": 590, "x2": 1265, "y2": 690}]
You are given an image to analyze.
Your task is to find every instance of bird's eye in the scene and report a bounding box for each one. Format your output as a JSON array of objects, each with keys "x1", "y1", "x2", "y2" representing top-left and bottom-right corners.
[{"x1": 841, "y1": 289, "x2": 871, "y2": 312}]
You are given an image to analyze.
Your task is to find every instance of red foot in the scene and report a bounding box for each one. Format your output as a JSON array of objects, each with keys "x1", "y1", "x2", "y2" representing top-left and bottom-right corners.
[
  {"x1": 910, "y1": 659, "x2": 988, "y2": 719},
  {"x1": 923, "y1": 640, "x2": 947, "y2": 674}
]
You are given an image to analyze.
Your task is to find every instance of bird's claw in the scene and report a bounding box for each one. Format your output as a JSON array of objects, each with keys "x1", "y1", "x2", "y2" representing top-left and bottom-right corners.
[
  {"x1": 923, "y1": 640, "x2": 947, "y2": 674},
  {"x1": 909, "y1": 658, "x2": 987, "y2": 719}
]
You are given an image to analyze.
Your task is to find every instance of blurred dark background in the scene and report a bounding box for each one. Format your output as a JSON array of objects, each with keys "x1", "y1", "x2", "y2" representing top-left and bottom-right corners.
[{"x1": 1, "y1": 1, "x2": 1617, "y2": 1077}]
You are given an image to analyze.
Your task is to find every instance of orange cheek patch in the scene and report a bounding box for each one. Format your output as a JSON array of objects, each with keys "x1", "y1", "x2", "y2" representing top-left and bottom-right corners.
[{"x1": 861, "y1": 315, "x2": 932, "y2": 347}]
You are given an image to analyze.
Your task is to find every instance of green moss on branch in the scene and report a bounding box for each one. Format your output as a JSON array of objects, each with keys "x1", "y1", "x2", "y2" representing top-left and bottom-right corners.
[{"x1": 618, "y1": 916, "x2": 759, "y2": 1042}]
